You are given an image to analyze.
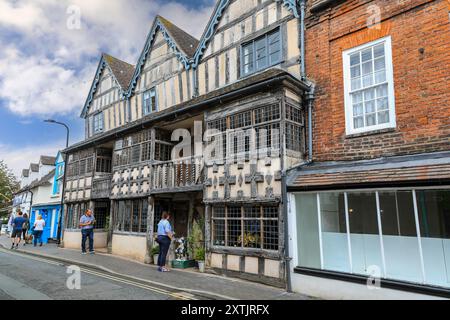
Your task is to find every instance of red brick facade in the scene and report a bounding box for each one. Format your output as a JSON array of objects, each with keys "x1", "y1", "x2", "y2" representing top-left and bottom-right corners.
[{"x1": 305, "y1": 0, "x2": 450, "y2": 162}]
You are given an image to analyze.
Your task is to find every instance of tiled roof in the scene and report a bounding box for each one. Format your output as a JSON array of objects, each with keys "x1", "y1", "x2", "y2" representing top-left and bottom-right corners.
[
  {"x1": 40, "y1": 156, "x2": 56, "y2": 166},
  {"x1": 157, "y1": 16, "x2": 199, "y2": 57},
  {"x1": 287, "y1": 152, "x2": 450, "y2": 190},
  {"x1": 103, "y1": 53, "x2": 135, "y2": 90},
  {"x1": 16, "y1": 169, "x2": 56, "y2": 194},
  {"x1": 29, "y1": 163, "x2": 39, "y2": 172},
  {"x1": 29, "y1": 169, "x2": 56, "y2": 189}
]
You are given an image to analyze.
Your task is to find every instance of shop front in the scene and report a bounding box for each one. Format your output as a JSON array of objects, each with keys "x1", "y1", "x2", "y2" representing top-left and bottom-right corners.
[{"x1": 287, "y1": 152, "x2": 450, "y2": 299}]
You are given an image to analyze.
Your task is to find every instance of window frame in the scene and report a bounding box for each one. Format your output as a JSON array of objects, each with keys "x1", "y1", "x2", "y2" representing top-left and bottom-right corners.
[
  {"x1": 93, "y1": 112, "x2": 104, "y2": 134},
  {"x1": 240, "y1": 28, "x2": 283, "y2": 78},
  {"x1": 211, "y1": 204, "x2": 280, "y2": 251},
  {"x1": 142, "y1": 87, "x2": 157, "y2": 116},
  {"x1": 343, "y1": 36, "x2": 396, "y2": 135}
]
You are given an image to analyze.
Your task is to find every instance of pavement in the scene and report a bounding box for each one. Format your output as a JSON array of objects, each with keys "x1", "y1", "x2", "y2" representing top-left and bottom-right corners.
[{"x1": 0, "y1": 235, "x2": 313, "y2": 300}]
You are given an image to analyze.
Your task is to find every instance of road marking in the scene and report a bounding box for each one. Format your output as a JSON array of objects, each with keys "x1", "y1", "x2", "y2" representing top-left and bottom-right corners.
[
  {"x1": 0, "y1": 248, "x2": 63, "y2": 266},
  {"x1": 79, "y1": 267, "x2": 196, "y2": 300},
  {"x1": 0, "y1": 248, "x2": 194, "y2": 300},
  {"x1": 0, "y1": 247, "x2": 226, "y2": 300},
  {"x1": 0, "y1": 273, "x2": 52, "y2": 300}
]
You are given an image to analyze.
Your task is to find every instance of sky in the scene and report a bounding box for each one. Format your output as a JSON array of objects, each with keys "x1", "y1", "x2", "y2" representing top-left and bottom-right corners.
[{"x1": 0, "y1": 0, "x2": 216, "y2": 177}]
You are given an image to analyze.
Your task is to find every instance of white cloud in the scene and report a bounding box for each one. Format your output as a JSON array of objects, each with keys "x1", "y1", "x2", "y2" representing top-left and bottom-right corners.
[
  {"x1": 0, "y1": 141, "x2": 65, "y2": 178},
  {"x1": 0, "y1": 0, "x2": 214, "y2": 117}
]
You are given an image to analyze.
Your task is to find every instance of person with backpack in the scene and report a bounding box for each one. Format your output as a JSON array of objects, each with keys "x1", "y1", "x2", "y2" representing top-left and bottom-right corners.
[
  {"x1": 22, "y1": 213, "x2": 30, "y2": 246},
  {"x1": 11, "y1": 210, "x2": 26, "y2": 250}
]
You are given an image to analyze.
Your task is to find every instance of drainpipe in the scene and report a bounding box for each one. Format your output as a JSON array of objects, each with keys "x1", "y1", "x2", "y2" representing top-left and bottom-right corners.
[
  {"x1": 283, "y1": 0, "x2": 316, "y2": 293},
  {"x1": 306, "y1": 84, "x2": 315, "y2": 163},
  {"x1": 282, "y1": 0, "x2": 309, "y2": 294},
  {"x1": 299, "y1": 0, "x2": 307, "y2": 81}
]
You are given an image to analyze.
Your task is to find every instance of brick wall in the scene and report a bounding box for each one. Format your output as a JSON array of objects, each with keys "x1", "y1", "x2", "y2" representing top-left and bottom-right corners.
[{"x1": 305, "y1": 0, "x2": 450, "y2": 161}]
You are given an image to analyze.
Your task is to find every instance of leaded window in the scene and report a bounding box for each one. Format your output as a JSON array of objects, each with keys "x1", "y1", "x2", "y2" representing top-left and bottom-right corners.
[
  {"x1": 114, "y1": 199, "x2": 148, "y2": 234},
  {"x1": 212, "y1": 205, "x2": 279, "y2": 251}
]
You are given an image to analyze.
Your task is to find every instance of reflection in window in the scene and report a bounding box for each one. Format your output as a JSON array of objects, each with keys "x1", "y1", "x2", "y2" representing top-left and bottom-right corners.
[
  {"x1": 320, "y1": 193, "x2": 351, "y2": 273},
  {"x1": 417, "y1": 190, "x2": 450, "y2": 288},
  {"x1": 379, "y1": 191, "x2": 422, "y2": 283}
]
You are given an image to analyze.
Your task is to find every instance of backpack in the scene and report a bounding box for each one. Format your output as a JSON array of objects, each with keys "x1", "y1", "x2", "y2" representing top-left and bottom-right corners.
[{"x1": 22, "y1": 219, "x2": 30, "y2": 230}]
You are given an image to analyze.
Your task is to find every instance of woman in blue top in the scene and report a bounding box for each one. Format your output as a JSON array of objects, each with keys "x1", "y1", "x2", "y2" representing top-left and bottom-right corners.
[{"x1": 156, "y1": 212, "x2": 173, "y2": 272}]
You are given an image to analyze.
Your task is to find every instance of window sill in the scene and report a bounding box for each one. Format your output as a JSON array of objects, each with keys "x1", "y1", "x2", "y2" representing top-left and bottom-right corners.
[
  {"x1": 293, "y1": 266, "x2": 450, "y2": 298},
  {"x1": 345, "y1": 127, "x2": 396, "y2": 139}
]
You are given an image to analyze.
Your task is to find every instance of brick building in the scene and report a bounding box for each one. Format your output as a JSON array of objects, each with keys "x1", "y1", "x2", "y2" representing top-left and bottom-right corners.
[{"x1": 287, "y1": 0, "x2": 450, "y2": 298}]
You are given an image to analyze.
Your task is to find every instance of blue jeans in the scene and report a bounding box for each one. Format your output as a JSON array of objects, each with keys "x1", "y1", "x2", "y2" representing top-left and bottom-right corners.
[
  {"x1": 81, "y1": 228, "x2": 94, "y2": 253},
  {"x1": 157, "y1": 236, "x2": 171, "y2": 268},
  {"x1": 33, "y1": 230, "x2": 43, "y2": 245}
]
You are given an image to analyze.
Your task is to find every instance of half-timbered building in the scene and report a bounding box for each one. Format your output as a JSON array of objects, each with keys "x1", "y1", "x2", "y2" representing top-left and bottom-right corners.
[{"x1": 62, "y1": 0, "x2": 309, "y2": 287}]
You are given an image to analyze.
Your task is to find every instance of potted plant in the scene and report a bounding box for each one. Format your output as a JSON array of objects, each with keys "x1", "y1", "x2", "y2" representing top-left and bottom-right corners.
[
  {"x1": 194, "y1": 247, "x2": 206, "y2": 273},
  {"x1": 151, "y1": 245, "x2": 159, "y2": 265}
]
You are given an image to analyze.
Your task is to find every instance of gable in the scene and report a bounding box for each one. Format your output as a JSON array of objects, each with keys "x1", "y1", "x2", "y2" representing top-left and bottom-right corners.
[
  {"x1": 193, "y1": 0, "x2": 299, "y2": 67},
  {"x1": 127, "y1": 16, "x2": 198, "y2": 97},
  {"x1": 81, "y1": 54, "x2": 134, "y2": 118},
  {"x1": 55, "y1": 152, "x2": 64, "y2": 164}
]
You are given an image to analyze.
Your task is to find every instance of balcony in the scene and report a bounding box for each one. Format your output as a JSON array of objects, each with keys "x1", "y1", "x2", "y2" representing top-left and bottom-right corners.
[
  {"x1": 92, "y1": 174, "x2": 112, "y2": 199},
  {"x1": 151, "y1": 156, "x2": 204, "y2": 193}
]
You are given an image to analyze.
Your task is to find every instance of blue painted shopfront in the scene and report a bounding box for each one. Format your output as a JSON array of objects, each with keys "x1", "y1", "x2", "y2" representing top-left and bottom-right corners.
[{"x1": 30, "y1": 205, "x2": 60, "y2": 244}]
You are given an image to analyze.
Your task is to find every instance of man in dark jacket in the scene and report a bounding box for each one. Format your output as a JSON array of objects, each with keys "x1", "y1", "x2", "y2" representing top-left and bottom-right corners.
[{"x1": 11, "y1": 210, "x2": 26, "y2": 250}]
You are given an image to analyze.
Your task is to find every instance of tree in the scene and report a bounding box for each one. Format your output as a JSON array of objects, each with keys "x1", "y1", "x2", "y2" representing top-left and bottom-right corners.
[{"x1": 0, "y1": 160, "x2": 19, "y2": 220}]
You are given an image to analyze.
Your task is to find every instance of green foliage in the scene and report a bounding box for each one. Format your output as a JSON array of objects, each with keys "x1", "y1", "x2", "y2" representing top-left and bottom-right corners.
[
  {"x1": 188, "y1": 218, "x2": 205, "y2": 261},
  {"x1": 0, "y1": 161, "x2": 19, "y2": 218},
  {"x1": 194, "y1": 247, "x2": 205, "y2": 261},
  {"x1": 151, "y1": 245, "x2": 160, "y2": 255}
]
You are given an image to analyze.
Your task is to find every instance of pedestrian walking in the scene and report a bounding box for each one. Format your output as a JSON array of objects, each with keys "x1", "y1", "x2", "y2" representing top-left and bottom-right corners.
[
  {"x1": 79, "y1": 209, "x2": 96, "y2": 255},
  {"x1": 156, "y1": 212, "x2": 173, "y2": 272},
  {"x1": 10, "y1": 210, "x2": 26, "y2": 249},
  {"x1": 33, "y1": 215, "x2": 46, "y2": 247},
  {"x1": 22, "y1": 213, "x2": 30, "y2": 246}
]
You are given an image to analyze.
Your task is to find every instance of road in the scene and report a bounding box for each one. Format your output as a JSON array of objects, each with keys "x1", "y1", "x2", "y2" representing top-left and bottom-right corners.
[{"x1": 0, "y1": 248, "x2": 200, "y2": 300}]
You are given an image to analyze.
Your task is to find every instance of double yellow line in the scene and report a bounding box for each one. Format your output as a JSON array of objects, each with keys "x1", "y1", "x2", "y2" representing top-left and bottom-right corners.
[
  {"x1": 0, "y1": 247, "x2": 196, "y2": 300},
  {"x1": 79, "y1": 267, "x2": 197, "y2": 300}
]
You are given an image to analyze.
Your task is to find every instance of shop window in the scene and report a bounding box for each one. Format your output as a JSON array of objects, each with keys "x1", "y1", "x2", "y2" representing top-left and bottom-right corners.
[
  {"x1": 379, "y1": 191, "x2": 422, "y2": 283},
  {"x1": 114, "y1": 199, "x2": 148, "y2": 234},
  {"x1": 417, "y1": 190, "x2": 450, "y2": 288},
  {"x1": 319, "y1": 193, "x2": 351, "y2": 273},
  {"x1": 295, "y1": 189, "x2": 450, "y2": 289}
]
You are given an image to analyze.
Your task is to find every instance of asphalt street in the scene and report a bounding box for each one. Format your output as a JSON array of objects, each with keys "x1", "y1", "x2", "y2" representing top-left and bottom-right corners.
[{"x1": 0, "y1": 248, "x2": 197, "y2": 300}]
